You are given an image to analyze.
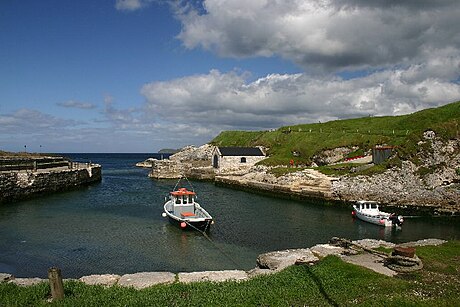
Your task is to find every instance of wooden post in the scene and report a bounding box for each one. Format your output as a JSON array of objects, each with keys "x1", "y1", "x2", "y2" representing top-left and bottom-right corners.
[{"x1": 48, "y1": 267, "x2": 64, "y2": 300}]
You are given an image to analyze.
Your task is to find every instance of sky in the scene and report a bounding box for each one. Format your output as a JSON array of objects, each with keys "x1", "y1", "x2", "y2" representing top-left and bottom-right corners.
[{"x1": 1, "y1": 0, "x2": 460, "y2": 153}]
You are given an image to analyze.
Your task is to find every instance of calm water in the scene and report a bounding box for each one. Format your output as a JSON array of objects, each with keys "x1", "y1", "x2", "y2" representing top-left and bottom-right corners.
[{"x1": 1, "y1": 153, "x2": 459, "y2": 278}]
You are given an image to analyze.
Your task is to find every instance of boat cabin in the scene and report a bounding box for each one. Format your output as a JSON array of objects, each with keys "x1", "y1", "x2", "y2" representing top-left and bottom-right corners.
[
  {"x1": 170, "y1": 188, "x2": 196, "y2": 217},
  {"x1": 355, "y1": 201, "x2": 380, "y2": 213}
]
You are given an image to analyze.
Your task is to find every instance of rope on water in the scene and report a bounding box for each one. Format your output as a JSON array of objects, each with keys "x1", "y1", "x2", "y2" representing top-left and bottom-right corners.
[{"x1": 185, "y1": 220, "x2": 241, "y2": 268}]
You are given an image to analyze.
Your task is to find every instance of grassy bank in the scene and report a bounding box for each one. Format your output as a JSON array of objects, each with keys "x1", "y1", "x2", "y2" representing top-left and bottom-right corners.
[
  {"x1": 1, "y1": 241, "x2": 459, "y2": 306},
  {"x1": 211, "y1": 101, "x2": 460, "y2": 168}
]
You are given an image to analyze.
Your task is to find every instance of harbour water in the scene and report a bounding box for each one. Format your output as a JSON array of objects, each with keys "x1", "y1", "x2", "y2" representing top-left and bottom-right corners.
[{"x1": 1, "y1": 153, "x2": 459, "y2": 278}]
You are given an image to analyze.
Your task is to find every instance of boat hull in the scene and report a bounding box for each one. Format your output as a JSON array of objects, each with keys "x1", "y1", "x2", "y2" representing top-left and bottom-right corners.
[
  {"x1": 163, "y1": 200, "x2": 213, "y2": 231},
  {"x1": 353, "y1": 209, "x2": 390, "y2": 226},
  {"x1": 352, "y1": 204, "x2": 403, "y2": 227},
  {"x1": 166, "y1": 215, "x2": 212, "y2": 231}
]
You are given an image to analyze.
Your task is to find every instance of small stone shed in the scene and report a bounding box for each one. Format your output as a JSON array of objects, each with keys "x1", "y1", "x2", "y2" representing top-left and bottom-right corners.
[
  {"x1": 212, "y1": 146, "x2": 266, "y2": 169},
  {"x1": 372, "y1": 145, "x2": 396, "y2": 165}
]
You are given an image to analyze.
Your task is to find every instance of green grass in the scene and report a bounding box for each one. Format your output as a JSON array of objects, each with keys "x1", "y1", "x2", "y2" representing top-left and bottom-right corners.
[
  {"x1": 211, "y1": 101, "x2": 460, "y2": 167},
  {"x1": 1, "y1": 241, "x2": 459, "y2": 306}
]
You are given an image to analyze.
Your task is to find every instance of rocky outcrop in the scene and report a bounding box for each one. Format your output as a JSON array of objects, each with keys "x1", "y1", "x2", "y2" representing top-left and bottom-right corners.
[
  {"x1": 256, "y1": 249, "x2": 319, "y2": 271},
  {"x1": 313, "y1": 146, "x2": 359, "y2": 166},
  {"x1": 332, "y1": 133, "x2": 460, "y2": 214},
  {"x1": 149, "y1": 144, "x2": 215, "y2": 179},
  {"x1": 145, "y1": 131, "x2": 459, "y2": 214},
  {"x1": 170, "y1": 144, "x2": 214, "y2": 162},
  {"x1": 215, "y1": 166, "x2": 335, "y2": 200}
]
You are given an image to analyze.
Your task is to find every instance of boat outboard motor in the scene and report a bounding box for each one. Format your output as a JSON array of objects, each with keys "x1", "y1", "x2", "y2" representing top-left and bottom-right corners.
[{"x1": 389, "y1": 214, "x2": 403, "y2": 226}]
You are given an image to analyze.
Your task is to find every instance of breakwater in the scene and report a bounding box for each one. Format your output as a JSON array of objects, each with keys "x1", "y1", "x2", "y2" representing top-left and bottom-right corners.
[{"x1": 0, "y1": 162, "x2": 101, "y2": 204}]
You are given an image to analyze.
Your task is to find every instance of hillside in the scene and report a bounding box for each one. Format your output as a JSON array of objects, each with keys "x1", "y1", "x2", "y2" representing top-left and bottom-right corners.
[{"x1": 211, "y1": 101, "x2": 460, "y2": 168}]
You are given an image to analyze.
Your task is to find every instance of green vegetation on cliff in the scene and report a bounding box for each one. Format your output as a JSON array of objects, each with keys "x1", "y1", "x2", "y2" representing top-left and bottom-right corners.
[{"x1": 211, "y1": 101, "x2": 460, "y2": 167}]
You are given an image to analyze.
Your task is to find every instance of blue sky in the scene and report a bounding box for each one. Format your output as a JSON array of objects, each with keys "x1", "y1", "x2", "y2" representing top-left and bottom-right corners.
[{"x1": 1, "y1": 0, "x2": 460, "y2": 153}]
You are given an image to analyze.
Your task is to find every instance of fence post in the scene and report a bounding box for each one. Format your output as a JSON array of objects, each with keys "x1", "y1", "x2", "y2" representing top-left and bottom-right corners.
[{"x1": 48, "y1": 267, "x2": 64, "y2": 300}]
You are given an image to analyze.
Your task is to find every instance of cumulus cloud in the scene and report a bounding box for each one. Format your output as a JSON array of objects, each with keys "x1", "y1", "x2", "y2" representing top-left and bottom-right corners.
[
  {"x1": 57, "y1": 100, "x2": 96, "y2": 109},
  {"x1": 141, "y1": 63, "x2": 460, "y2": 131},
  {"x1": 175, "y1": 0, "x2": 460, "y2": 72},
  {"x1": 0, "y1": 109, "x2": 80, "y2": 134}
]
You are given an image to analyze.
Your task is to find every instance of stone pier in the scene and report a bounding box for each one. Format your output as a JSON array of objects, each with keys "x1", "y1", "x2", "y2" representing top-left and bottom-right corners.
[{"x1": 0, "y1": 163, "x2": 102, "y2": 204}]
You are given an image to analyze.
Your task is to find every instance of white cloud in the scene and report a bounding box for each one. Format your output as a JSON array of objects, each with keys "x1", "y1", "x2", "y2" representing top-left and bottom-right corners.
[
  {"x1": 115, "y1": 0, "x2": 153, "y2": 11},
  {"x1": 57, "y1": 100, "x2": 96, "y2": 109},
  {"x1": 0, "y1": 109, "x2": 79, "y2": 134},
  {"x1": 175, "y1": 0, "x2": 460, "y2": 72},
  {"x1": 141, "y1": 63, "x2": 460, "y2": 132}
]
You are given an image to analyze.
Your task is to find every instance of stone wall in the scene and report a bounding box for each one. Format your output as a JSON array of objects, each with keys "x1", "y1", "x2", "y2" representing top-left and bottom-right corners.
[
  {"x1": 216, "y1": 155, "x2": 266, "y2": 173},
  {"x1": 0, "y1": 165, "x2": 102, "y2": 204}
]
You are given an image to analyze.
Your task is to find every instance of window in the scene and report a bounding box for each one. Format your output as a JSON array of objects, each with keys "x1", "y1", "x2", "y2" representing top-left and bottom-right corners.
[{"x1": 240, "y1": 157, "x2": 247, "y2": 163}]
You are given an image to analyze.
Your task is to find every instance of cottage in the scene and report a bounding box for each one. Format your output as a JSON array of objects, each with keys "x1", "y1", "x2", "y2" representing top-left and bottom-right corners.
[{"x1": 212, "y1": 146, "x2": 266, "y2": 170}]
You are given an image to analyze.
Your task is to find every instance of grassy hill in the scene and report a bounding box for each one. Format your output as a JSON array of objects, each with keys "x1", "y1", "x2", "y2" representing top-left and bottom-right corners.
[{"x1": 211, "y1": 101, "x2": 460, "y2": 168}]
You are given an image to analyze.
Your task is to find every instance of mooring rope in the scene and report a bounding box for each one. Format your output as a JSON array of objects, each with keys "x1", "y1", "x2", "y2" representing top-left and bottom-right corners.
[
  {"x1": 173, "y1": 175, "x2": 195, "y2": 193},
  {"x1": 184, "y1": 220, "x2": 241, "y2": 268}
]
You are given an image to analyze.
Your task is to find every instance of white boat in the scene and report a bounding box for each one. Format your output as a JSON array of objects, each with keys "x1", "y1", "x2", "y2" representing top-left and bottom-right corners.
[
  {"x1": 162, "y1": 187, "x2": 213, "y2": 231},
  {"x1": 352, "y1": 200, "x2": 403, "y2": 227}
]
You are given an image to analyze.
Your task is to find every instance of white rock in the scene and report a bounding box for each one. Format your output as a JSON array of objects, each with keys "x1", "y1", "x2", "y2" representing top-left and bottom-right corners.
[
  {"x1": 79, "y1": 274, "x2": 120, "y2": 286},
  {"x1": 118, "y1": 272, "x2": 175, "y2": 289},
  {"x1": 178, "y1": 270, "x2": 248, "y2": 284}
]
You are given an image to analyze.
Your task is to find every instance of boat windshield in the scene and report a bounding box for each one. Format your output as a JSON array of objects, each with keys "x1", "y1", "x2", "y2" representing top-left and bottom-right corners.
[{"x1": 173, "y1": 195, "x2": 195, "y2": 204}]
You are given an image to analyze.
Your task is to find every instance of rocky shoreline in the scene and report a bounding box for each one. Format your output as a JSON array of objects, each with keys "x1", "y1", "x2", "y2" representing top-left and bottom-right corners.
[
  {"x1": 141, "y1": 134, "x2": 459, "y2": 215},
  {"x1": 1, "y1": 238, "x2": 446, "y2": 288}
]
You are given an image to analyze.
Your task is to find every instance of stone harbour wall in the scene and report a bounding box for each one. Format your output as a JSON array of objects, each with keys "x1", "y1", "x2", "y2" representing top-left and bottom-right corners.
[{"x1": 0, "y1": 164, "x2": 102, "y2": 204}]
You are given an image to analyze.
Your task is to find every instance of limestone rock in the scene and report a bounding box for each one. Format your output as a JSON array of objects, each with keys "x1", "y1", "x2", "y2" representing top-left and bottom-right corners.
[
  {"x1": 310, "y1": 244, "x2": 346, "y2": 258},
  {"x1": 170, "y1": 144, "x2": 214, "y2": 162},
  {"x1": 352, "y1": 239, "x2": 395, "y2": 249},
  {"x1": 118, "y1": 272, "x2": 175, "y2": 289},
  {"x1": 79, "y1": 274, "x2": 120, "y2": 286},
  {"x1": 257, "y1": 248, "x2": 319, "y2": 271},
  {"x1": 9, "y1": 278, "x2": 46, "y2": 286},
  {"x1": 398, "y1": 238, "x2": 447, "y2": 247},
  {"x1": 246, "y1": 268, "x2": 274, "y2": 278},
  {"x1": 0, "y1": 273, "x2": 13, "y2": 282},
  {"x1": 178, "y1": 270, "x2": 248, "y2": 284}
]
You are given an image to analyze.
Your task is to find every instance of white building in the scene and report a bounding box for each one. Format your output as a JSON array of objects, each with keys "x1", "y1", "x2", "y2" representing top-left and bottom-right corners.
[{"x1": 212, "y1": 146, "x2": 266, "y2": 170}]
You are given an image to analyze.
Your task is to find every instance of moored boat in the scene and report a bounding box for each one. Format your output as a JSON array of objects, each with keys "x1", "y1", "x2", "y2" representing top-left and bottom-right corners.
[
  {"x1": 352, "y1": 200, "x2": 403, "y2": 227},
  {"x1": 162, "y1": 186, "x2": 213, "y2": 231}
]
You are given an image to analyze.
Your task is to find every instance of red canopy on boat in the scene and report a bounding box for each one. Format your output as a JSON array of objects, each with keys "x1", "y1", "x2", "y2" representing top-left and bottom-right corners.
[{"x1": 170, "y1": 188, "x2": 195, "y2": 196}]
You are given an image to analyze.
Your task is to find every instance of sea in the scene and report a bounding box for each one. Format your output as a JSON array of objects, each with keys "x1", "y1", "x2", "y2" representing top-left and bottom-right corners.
[{"x1": 0, "y1": 153, "x2": 459, "y2": 278}]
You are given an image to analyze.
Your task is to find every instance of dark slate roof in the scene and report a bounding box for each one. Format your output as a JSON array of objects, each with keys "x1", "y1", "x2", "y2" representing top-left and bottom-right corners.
[{"x1": 218, "y1": 147, "x2": 264, "y2": 156}]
